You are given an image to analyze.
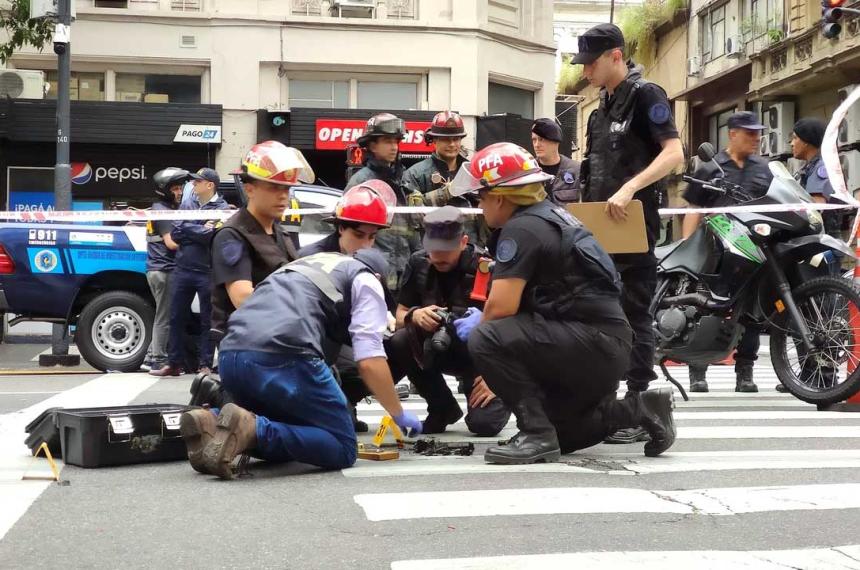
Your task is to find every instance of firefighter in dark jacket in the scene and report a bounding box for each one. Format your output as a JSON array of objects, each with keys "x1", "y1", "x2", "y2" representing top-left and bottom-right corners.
[
  {"x1": 449, "y1": 142, "x2": 676, "y2": 464},
  {"x1": 574, "y1": 23, "x2": 685, "y2": 444},
  {"x1": 346, "y1": 113, "x2": 422, "y2": 293},
  {"x1": 404, "y1": 110, "x2": 487, "y2": 247},
  {"x1": 530, "y1": 117, "x2": 581, "y2": 204},
  {"x1": 387, "y1": 206, "x2": 512, "y2": 436}
]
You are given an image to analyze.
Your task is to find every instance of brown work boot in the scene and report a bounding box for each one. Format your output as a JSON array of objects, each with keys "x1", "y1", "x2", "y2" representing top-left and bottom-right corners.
[
  {"x1": 180, "y1": 409, "x2": 217, "y2": 474},
  {"x1": 202, "y1": 403, "x2": 257, "y2": 479}
]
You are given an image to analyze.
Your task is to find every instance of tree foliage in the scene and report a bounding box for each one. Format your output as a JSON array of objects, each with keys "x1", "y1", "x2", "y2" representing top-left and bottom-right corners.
[{"x1": 0, "y1": 0, "x2": 54, "y2": 64}]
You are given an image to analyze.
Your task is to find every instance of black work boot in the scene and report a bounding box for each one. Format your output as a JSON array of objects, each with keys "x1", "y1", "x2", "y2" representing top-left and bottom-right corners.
[
  {"x1": 484, "y1": 397, "x2": 560, "y2": 465},
  {"x1": 639, "y1": 388, "x2": 676, "y2": 456},
  {"x1": 189, "y1": 372, "x2": 230, "y2": 408},
  {"x1": 735, "y1": 363, "x2": 758, "y2": 393},
  {"x1": 689, "y1": 365, "x2": 709, "y2": 393},
  {"x1": 351, "y1": 404, "x2": 369, "y2": 433},
  {"x1": 603, "y1": 392, "x2": 649, "y2": 444},
  {"x1": 412, "y1": 373, "x2": 463, "y2": 434}
]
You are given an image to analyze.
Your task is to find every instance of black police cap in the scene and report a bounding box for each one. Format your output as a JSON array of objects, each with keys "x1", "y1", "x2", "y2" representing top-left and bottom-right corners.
[
  {"x1": 571, "y1": 23, "x2": 625, "y2": 65},
  {"x1": 531, "y1": 118, "x2": 563, "y2": 143},
  {"x1": 727, "y1": 111, "x2": 766, "y2": 131}
]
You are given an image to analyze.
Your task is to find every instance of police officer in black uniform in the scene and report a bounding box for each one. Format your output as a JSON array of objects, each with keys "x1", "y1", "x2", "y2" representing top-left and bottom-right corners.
[
  {"x1": 574, "y1": 23, "x2": 685, "y2": 444},
  {"x1": 791, "y1": 118, "x2": 841, "y2": 238},
  {"x1": 530, "y1": 118, "x2": 581, "y2": 204},
  {"x1": 449, "y1": 142, "x2": 676, "y2": 464},
  {"x1": 682, "y1": 111, "x2": 773, "y2": 394},
  {"x1": 387, "y1": 206, "x2": 512, "y2": 436},
  {"x1": 144, "y1": 168, "x2": 188, "y2": 371}
]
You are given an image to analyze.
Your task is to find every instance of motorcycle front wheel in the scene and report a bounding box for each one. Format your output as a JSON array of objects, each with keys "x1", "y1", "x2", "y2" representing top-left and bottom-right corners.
[{"x1": 770, "y1": 276, "x2": 860, "y2": 406}]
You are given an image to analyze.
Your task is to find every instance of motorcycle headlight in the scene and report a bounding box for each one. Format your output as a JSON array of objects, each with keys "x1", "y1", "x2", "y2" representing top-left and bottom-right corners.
[
  {"x1": 808, "y1": 209, "x2": 823, "y2": 230},
  {"x1": 753, "y1": 223, "x2": 772, "y2": 236}
]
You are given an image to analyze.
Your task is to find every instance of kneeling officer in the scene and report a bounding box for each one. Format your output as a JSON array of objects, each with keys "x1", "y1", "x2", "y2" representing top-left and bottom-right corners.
[
  {"x1": 179, "y1": 249, "x2": 421, "y2": 479},
  {"x1": 388, "y1": 206, "x2": 512, "y2": 435},
  {"x1": 450, "y1": 142, "x2": 676, "y2": 464}
]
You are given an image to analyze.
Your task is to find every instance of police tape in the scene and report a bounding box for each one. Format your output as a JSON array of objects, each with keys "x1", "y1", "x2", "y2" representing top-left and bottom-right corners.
[{"x1": 0, "y1": 201, "x2": 854, "y2": 223}]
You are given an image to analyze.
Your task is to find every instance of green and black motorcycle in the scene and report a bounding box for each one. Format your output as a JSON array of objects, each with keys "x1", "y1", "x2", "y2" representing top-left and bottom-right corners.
[{"x1": 653, "y1": 143, "x2": 860, "y2": 406}]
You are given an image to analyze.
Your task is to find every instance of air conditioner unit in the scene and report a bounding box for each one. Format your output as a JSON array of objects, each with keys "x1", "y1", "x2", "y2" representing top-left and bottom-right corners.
[
  {"x1": 725, "y1": 36, "x2": 743, "y2": 58},
  {"x1": 838, "y1": 84, "x2": 860, "y2": 145},
  {"x1": 0, "y1": 70, "x2": 46, "y2": 100},
  {"x1": 687, "y1": 56, "x2": 701, "y2": 77},
  {"x1": 840, "y1": 149, "x2": 860, "y2": 195},
  {"x1": 761, "y1": 101, "x2": 795, "y2": 157}
]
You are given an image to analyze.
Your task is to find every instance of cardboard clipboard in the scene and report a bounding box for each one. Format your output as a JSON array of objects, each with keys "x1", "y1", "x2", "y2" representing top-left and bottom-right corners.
[{"x1": 565, "y1": 200, "x2": 648, "y2": 254}]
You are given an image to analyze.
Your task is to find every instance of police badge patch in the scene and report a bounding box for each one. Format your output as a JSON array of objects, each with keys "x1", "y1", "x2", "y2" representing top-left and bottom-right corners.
[
  {"x1": 817, "y1": 164, "x2": 828, "y2": 179},
  {"x1": 221, "y1": 239, "x2": 244, "y2": 266},
  {"x1": 496, "y1": 238, "x2": 518, "y2": 263},
  {"x1": 648, "y1": 103, "x2": 671, "y2": 125}
]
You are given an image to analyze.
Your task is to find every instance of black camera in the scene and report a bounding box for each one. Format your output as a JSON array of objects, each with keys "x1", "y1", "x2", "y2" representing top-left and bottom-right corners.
[{"x1": 429, "y1": 309, "x2": 459, "y2": 354}]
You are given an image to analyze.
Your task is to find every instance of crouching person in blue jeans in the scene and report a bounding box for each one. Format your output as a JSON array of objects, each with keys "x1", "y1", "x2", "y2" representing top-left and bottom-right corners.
[{"x1": 179, "y1": 249, "x2": 422, "y2": 479}]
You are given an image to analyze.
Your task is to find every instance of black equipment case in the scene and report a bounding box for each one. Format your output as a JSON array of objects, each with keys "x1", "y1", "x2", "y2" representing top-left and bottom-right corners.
[{"x1": 25, "y1": 404, "x2": 192, "y2": 468}]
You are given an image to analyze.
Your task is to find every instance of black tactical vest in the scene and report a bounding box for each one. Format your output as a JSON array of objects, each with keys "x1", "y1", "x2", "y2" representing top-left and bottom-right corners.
[
  {"x1": 210, "y1": 208, "x2": 298, "y2": 341},
  {"x1": 584, "y1": 67, "x2": 666, "y2": 255},
  {"x1": 517, "y1": 202, "x2": 629, "y2": 332},
  {"x1": 407, "y1": 244, "x2": 485, "y2": 315}
]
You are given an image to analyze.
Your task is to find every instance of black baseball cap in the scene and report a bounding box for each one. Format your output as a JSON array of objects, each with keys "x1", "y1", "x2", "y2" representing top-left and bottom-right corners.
[
  {"x1": 571, "y1": 24, "x2": 625, "y2": 65},
  {"x1": 727, "y1": 111, "x2": 766, "y2": 131},
  {"x1": 531, "y1": 118, "x2": 563, "y2": 143},
  {"x1": 423, "y1": 206, "x2": 465, "y2": 251},
  {"x1": 189, "y1": 167, "x2": 220, "y2": 184}
]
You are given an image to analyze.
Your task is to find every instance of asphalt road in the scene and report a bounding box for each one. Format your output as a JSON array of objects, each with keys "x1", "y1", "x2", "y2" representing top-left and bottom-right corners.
[{"x1": 1, "y1": 343, "x2": 860, "y2": 569}]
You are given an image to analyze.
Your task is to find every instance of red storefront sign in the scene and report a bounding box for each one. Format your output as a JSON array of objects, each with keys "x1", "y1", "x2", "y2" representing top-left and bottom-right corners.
[{"x1": 315, "y1": 119, "x2": 432, "y2": 152}]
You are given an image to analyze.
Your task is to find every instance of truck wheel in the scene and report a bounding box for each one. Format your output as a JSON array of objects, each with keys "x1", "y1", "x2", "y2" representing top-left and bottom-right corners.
[{"x1": 76, "y1": 291, "x2": 153, "y2": 372}]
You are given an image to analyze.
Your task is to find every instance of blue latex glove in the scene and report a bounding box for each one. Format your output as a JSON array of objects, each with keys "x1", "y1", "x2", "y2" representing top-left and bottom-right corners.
[
  {"x1": 393, "y1": 410, "x2": 423, "y2": 437},
  {"x1": 453, "y1": 307, "x2": 483, "y2": 342}
]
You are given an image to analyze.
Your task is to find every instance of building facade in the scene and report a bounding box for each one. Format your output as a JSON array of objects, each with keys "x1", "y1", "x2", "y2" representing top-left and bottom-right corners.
[{"x1": 0, "y1": 0, "x2": 557, "y2": 209}]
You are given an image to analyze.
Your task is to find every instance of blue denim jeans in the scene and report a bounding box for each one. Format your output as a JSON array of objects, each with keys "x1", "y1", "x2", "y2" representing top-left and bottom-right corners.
[
  {"x1": 168, "y1": 268, "x2": 213, "y2": 369},
  {"x1": 219, "y1": 350, "x2": 357, "y2": 470}
]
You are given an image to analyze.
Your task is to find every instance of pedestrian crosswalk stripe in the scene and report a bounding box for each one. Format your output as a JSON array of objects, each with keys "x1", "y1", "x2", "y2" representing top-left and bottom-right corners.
[
  {"x1": 390, "y1": 544, "x2": 860, "y2": 570},
  {"x1": 0, "y1": 373, "x2": 159, "y2": 542},
  {"x1": 355, "y1": 483, "x2": 860, "y2": 521},
  {"x1": 356, "y1": 425, "x2": 860, "y2": 445},
  {"x1": 357, "y1": 410, "x2": 858, "y2": 423},
  {"x1": 358, "y1": 397, "x2": 812, "y2": 413},
  {"x1": 347, "y1": 449, "x2": 860, "y2": 478}
]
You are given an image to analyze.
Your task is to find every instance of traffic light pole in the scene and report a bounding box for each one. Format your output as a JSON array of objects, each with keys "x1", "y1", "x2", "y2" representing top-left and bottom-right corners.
[{"x1": 41, "y1": 0, "x2": 79, "y2": 368}]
